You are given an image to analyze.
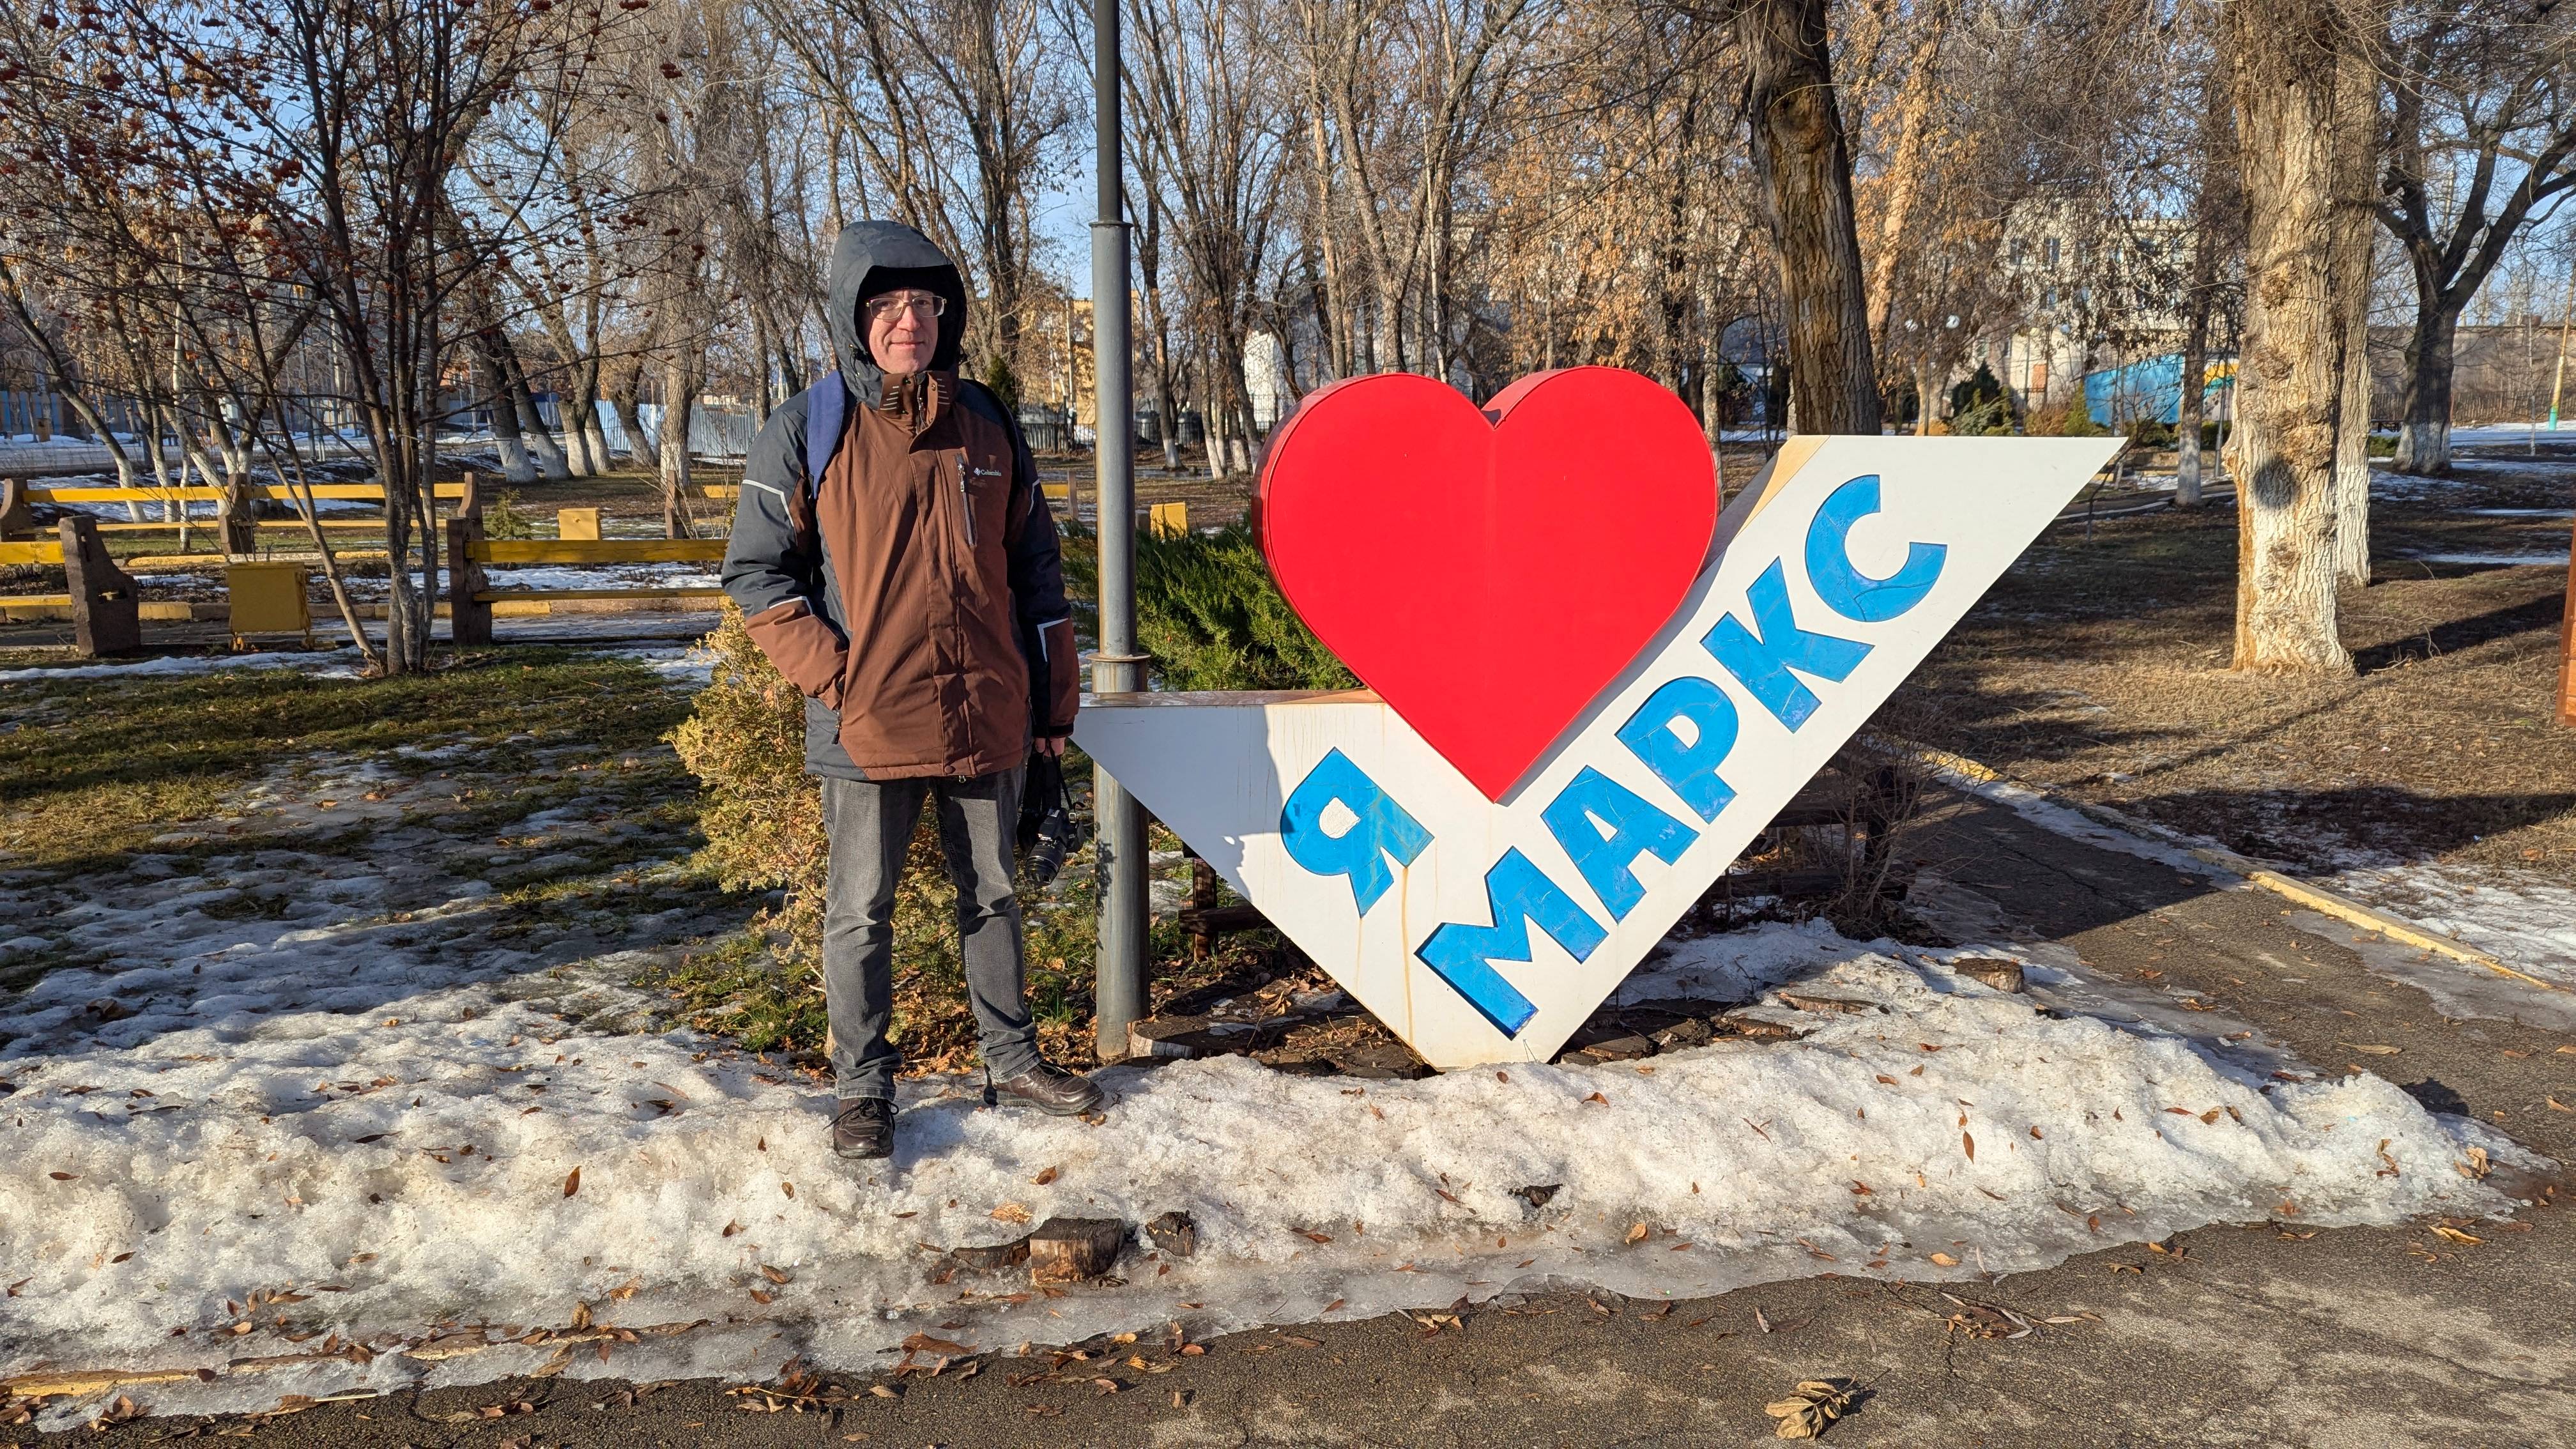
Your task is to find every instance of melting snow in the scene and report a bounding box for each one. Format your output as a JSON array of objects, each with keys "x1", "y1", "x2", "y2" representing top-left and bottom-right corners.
[
  {"x1": 2320, "y1": 862, "x2": 2576, "y2": 993},
  {"x1": 0, "y1": 918, "x2": 2527, "y2": 1424}
]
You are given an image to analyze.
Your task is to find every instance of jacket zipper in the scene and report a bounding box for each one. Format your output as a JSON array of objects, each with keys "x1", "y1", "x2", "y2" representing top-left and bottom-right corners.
[{"x1": 957, "y1": 458, "x2": 977, "y2": 548}]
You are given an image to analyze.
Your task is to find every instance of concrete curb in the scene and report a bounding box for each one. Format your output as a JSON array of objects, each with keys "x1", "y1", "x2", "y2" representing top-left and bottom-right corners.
[{"x1": 1874, "y1": 737, "x2": 2563, "y2": 995}]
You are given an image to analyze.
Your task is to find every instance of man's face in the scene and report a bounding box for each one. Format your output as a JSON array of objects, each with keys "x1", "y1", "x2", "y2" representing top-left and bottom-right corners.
[{"x1": 865, "y1": 289, "x2": 942, "y2": 375}]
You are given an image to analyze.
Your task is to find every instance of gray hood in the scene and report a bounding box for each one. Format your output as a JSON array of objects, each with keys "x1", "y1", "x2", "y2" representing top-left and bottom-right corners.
[{"x1": 825, "y1": 220, "x2": 969, "y2": 398}]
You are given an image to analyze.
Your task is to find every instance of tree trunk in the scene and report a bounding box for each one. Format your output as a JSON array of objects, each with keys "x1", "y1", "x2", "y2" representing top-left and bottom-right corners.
[
  {"x1": 1153, "y1": 316, "x2": 1180, "y2": 470},
  {"x1": 473, "y1": 332, "x2": 538, "y2": 484},
  {"x1": 659, "y1": 348, "x2": 697, "y2": 539},
  {"x1": 2329, "y1": 33, "x2": 2379, "y2": 587},
  {"x1": 1864, "y1": 0, "x2": 1955, "y2": 354},
  {"x1": 2177, "y1": 296, "x2": 2211, "y2": 507},
  {"x1": 2225, "y1": 0, "x2": 2355, "y2": 673},
  {"x1": 610, "y1": 351, "x2": 652, "y2": 464},
  {"x1": 2393, "y1": 299, "x2": 2457, "y2": 473},
  {"x1": 560, "y1": 379, "x2": 599, "y2": 477},
  {"x1": 2333, "y1": 282, "x2": 2375, "y2": 583},
  {"x1": 1738, "y1": 0, "x2": 1881, "y2": 435},
  {"x1": 500, "y1": 342, "x2": 571, "y2": 480},
  {"x1": 575, "y1": 355, "x2": 610, "y2": 476}
]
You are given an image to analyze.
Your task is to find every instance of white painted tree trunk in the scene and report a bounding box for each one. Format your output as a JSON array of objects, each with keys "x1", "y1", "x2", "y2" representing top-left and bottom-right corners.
[
  {"x1": 2329, "y1": 34, "x2": 2379, "y2": 588},
  {"x1": 2225, "y1": 0, "x2": 2356, "y2": 673}
]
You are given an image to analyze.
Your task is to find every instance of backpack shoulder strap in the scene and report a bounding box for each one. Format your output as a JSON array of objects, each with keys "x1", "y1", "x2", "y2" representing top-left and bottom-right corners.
[{"x1": 801, "y1": 371, "x2": 851, "y2": 510}]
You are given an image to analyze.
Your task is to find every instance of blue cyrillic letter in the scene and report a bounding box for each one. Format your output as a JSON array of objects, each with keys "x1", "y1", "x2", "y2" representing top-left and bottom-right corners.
[
  {"x1": 1415, "y1": 850, "x2": 1608, "y2": 1037},
  {"x1": 1540, "y1": 767, "x2": 1697, "y2": 920},
  {"x1": 1701, "y1": 559, "x2": 1872, "y2": 730},
  {"x1": 1280, "y1": 749, "x2": 1431, "y2": 914},
  {"x1": 1614, "y1": 675, "x2": 1741, "y2": 822},
  {"x1": 1805, "y1": 474, "x2": 1947, "y2": 624}
]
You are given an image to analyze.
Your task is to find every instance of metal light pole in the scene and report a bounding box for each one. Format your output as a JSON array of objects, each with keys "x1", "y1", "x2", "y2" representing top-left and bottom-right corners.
[{"x1": 1089, "y1": 0, "x2": 1147, "y2": 1061}]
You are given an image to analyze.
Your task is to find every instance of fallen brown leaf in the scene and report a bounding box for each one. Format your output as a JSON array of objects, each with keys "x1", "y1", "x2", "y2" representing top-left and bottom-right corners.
[
  {"x1": 562, "y1": 1167, "x2": 581, "y2": 1199},
  {"x1": 1765, "y1": 1379, "x2": 1855, "y2": 1439}
]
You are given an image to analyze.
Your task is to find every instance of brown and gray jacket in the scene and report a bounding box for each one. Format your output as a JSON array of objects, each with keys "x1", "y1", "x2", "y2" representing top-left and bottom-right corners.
[{"x1": 721, "y1": 222, "x2": 1078, "y2": 781}]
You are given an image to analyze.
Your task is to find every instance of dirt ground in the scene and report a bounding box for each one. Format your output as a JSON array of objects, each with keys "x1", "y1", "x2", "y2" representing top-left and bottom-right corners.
[{"x1": 1876, "y1": 445, "x2": 2576, "y2": 886}]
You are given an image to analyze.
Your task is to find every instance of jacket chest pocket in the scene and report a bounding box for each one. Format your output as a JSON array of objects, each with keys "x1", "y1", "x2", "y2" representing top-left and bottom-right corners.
[{"x1": 953, "y1": 447, "x2": 1012, "y2": 549}]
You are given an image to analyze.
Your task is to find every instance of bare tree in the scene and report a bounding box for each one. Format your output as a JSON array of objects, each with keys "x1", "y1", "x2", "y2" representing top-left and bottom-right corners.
[{"x1": 2379, "y1": 0, "x2": 2576, "y2": 474}]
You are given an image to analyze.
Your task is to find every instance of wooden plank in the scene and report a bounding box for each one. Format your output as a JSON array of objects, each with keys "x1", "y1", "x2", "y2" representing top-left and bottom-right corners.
[
  {"x1": 700, "y1": 485, "x2": 740, "y2": 500},
  {"x1": 473, "y1": 587, "x2": 728, "y2": 603},
  {"x1": 0, "y1": 540, "x2": 65, "y2": 565},
  {"x1": 27, "y1": 486, "x2": 226, "y2": 503},
  {"x1": 27, "y1": 482, "x2": 467, "y2": 503},
  {"x1": 125, "y1": 551, "x2": 390, "y2": 568},
  {"x1": 468, "y1": 539, "x2": 728, "y2": 564},
  {"x1": 93, "y1": 519, "x2": 381, "y2": 532},
  {"x1": 0, "y1": 598, "x2": 208, "y2": 620}
]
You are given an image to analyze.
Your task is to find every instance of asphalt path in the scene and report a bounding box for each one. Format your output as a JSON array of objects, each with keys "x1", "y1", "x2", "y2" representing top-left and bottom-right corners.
[{"x1": 17, "y1": 782, "x2": 2575, "y2": 1447}]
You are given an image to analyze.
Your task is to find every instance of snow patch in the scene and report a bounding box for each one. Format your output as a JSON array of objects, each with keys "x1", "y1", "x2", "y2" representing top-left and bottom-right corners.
[
  {"x1": 0, "y1": 921, "x2": 2530, "y2": 1424},
  {"x1": 0, "y1": 650, "x2": 369, "y2": 686},
  {"x1": 2319, "y1": 862, "x2": 2576, "y2": 992},
  {"x1": 2405, "y1": 551, "x2": 2568, "y2": 567}
]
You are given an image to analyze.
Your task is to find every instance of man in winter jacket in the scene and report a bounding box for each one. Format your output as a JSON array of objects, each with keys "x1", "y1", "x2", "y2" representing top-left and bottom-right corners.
[{"x1": 721, "y1": 220, "x2": 1104, "y2": 1160}]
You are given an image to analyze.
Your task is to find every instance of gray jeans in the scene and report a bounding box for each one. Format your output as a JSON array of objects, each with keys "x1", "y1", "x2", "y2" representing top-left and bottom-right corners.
[{"x1": 821, "y1": 768, "x2": 1041, "y2": 1101}]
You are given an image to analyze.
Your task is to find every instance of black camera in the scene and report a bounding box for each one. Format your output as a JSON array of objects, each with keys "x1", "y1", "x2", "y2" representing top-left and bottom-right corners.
[{"x1": 1017, "y1": 748, "x2": 1082, "y2": 888}]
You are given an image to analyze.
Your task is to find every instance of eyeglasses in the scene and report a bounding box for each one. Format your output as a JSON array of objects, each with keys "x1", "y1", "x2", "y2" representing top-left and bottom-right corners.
[{"x1": 864, "y1": 291, "x2": 946, "y2": 321}]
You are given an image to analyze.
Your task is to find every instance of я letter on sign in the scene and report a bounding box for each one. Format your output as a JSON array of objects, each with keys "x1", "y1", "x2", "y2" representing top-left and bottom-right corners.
[{"x1": 1079, "y1": 368, "x2": 2120, "y2": 1070}]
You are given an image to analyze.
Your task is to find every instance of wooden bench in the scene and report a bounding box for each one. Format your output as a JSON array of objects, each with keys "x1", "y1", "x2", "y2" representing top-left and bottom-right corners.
[
  {"x1": 0, "y1": 516, "x2": 142, "y2": 656},
  {"x1": 6, "y1": 477, "x2": 477, "y2": 544},
  {"x1": 443, "y1": 517, "x2": 728, "y2": 645}
]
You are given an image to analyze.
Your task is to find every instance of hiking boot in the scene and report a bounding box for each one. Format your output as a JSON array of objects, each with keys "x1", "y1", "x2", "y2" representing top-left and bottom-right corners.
[
  {"x1": 832, "y1": 1097, "x2": 896, "y2": 1159},
  {"x1": 987, "y1": 1062, "x2": 1107, "y2": 1117}
]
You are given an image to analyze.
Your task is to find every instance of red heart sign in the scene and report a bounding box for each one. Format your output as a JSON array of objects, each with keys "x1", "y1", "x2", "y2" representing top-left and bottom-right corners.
[{"x1": 1255, "y1": 367, "x2": 1719, "y2": 801}]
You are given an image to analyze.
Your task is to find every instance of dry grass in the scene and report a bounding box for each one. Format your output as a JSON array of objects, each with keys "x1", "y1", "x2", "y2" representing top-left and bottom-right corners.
[{"x1": 1878, "y1": 448, "x2": 2576, "y2": 884}]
